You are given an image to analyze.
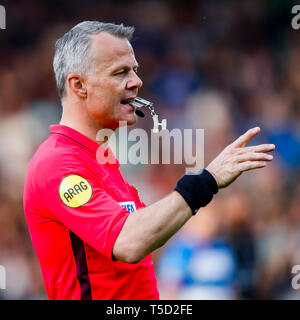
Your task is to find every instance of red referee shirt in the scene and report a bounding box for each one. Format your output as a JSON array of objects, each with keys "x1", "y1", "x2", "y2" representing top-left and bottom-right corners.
[{"x1": 23, "y1": 124, "x2": 159, "y2": 300}]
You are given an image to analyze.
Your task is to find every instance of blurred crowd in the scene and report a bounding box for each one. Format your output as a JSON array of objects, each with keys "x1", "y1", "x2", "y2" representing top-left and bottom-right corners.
[{"x1": 0, "y1": 0, "x2": 300, "y2": 299}]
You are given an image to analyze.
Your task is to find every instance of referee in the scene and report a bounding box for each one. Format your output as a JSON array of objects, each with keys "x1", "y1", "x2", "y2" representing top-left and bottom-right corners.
[{"x1": 23, "y1": 21, "x2": 275, "y2": 300}]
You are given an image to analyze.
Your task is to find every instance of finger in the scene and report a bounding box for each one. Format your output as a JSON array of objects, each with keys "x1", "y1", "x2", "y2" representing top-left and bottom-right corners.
[
  {"x1": 238, "y1": 160, "x2": 267, "y2": 172},
  {"x1": 230, "y1": 127, "x2": 261, "y2": 148},
  {"x1": 244, "y1": 144, "x2": 276, "y2": 153},
  {"x1": 236, "y1": 152, "x2": 273, "y2": 163}
]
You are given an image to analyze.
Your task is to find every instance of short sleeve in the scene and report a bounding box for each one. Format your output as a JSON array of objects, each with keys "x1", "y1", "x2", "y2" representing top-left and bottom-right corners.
[{"x1": 36, "y1": 152, "x2": 129, "y2": 260}]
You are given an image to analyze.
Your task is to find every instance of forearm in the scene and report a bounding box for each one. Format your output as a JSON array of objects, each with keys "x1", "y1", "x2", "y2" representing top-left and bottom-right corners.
[
  {"x1": 112, "y1": 191, "x2": 192, "y2": 263},
  {"x1": 112, "y1": 127, "x2": 275, "y2": 264}
]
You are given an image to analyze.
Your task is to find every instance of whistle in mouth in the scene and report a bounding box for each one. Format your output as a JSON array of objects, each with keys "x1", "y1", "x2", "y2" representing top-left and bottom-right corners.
[{"x1": 130, "y1": 97, "x2": 153, "y2": 109}]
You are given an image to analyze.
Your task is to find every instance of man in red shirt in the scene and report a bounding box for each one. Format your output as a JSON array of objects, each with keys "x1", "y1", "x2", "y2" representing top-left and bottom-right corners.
[{"x1": 23, "y1": 21, "x2": 275, "y2": 300}]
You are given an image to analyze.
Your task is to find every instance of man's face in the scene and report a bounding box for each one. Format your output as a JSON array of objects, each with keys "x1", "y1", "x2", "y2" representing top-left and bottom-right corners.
[{"x1": 84, "y1": 32, "x2": 143, "y2": 130}]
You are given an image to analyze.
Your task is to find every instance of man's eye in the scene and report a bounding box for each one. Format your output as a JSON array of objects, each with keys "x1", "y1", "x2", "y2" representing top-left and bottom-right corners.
[{"x1": 114, "y1": 70, "x2": 125, "y2": 76}]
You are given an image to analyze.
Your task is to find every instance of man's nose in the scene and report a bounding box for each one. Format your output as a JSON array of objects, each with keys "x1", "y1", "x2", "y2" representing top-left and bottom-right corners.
[{"x1": 126, "y1": 71, "x2": 143, "y2": 90}]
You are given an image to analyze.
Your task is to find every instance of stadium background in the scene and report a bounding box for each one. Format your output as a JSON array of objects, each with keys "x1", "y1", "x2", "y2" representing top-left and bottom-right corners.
[{"x1": 0, "y1": 0, "x2": 300, "y2": 299}]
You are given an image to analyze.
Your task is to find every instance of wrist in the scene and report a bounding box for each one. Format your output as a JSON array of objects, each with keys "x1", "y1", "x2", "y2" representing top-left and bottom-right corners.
[
  {"x1": 174, "y1": 169, "x2": 218, "y2": 215},
  {"x1": 205, "y1": 168, "x2": 219, "y2": 188}
]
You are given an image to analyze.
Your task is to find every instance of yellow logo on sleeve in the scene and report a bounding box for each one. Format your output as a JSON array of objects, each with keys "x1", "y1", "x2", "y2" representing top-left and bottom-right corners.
[{"x1": 59, "y1": 175, "x2": 93, "y2": 208}]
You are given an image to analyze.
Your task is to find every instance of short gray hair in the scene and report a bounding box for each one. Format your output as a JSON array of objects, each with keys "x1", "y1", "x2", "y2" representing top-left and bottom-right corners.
[{"x1": 53, "y1": 21, "x2": 135, "y2": 98}]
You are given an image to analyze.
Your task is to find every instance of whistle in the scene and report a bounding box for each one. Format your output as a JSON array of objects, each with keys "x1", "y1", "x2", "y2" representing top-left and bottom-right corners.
[
  {"x1": 129, "y1": 97, "x2": 153, "y2": 109},
  {"x1": 130, "y1": 97, "x2": 167, "y2": 133}
]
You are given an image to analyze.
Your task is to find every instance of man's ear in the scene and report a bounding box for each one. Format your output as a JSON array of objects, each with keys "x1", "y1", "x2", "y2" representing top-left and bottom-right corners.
[{"x1": 67, "y1": 73, "x2": 87, "y2": 98}]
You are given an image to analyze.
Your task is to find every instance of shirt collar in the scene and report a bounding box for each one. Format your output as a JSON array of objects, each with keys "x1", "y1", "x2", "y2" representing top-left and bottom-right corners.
[{"x1": 50, "y1": 124, "x2": 119, "y2": 167}]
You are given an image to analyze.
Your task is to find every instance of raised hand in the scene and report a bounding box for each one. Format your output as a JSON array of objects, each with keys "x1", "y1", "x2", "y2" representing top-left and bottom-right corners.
[{"x1": 206, "y1": 127, "x2": 275, "y2": 189}]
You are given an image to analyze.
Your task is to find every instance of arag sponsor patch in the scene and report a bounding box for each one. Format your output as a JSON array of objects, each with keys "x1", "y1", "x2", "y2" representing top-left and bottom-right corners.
[{"x1": 59, "y1": 175, "x2": 93, "y2": 208}]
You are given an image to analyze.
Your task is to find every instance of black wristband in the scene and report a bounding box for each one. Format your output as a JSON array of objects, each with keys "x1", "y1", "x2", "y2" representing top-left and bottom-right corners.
[{"x1": 174, "y1": 169, "x2": 218, "y2": 215}]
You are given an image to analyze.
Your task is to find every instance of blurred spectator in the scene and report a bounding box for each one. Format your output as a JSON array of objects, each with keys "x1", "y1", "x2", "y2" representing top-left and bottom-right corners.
[
  {"x1": 157, "y1": 202, "x2": 237, "y2": 299},
  {"x1": 223, "y1": 192, "x2": 256, "y2": 298}
]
